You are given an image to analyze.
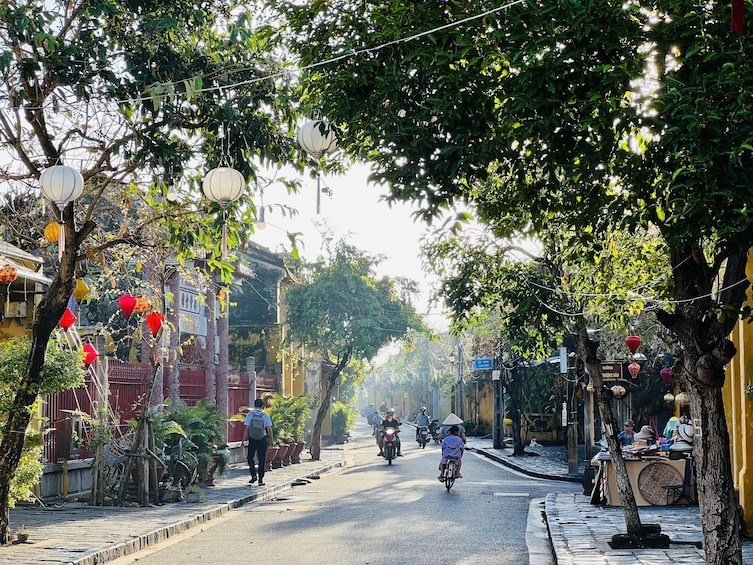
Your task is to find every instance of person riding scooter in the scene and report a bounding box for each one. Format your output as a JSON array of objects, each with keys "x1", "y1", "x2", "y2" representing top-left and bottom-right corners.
[
  {"x1": 414, "y1": 407, "x2": 431, "y2": 441},
  {"x1": 378, "y1": 409, "x2": 402, "y2": 457},
  {"x1": 438, "y1": 425, "x2": 465, "y2": 480}
]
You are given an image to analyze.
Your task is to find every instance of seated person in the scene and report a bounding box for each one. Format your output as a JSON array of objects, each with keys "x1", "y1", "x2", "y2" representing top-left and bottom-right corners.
[
  {"x1": 618, "y1": 420, "x2": 635, "y2": 447},
  {"x1": 438, "y1": 425, "x2": 465, "y2": 480}
]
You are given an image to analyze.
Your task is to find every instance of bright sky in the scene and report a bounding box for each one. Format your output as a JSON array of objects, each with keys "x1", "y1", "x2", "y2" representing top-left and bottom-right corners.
[{"x1": 249, "y1": 163, "x2": 449, "y2": 331}]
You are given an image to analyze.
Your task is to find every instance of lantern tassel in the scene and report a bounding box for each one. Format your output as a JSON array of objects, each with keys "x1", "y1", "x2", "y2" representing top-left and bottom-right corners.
[
  {"x1": 316, "y1": 172, "x2": 321, "y2": 215},
  {"x1": 58, "y1": 222, "x2": 64, "y2": 262}
]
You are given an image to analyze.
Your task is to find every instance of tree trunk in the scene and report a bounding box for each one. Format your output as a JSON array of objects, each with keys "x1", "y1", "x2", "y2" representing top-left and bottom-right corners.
[
  {"x1": 309, "y1": 349, "x2": 352, "y2": 461},
  {"x1": 0, "y1": 208, "x2": 86, "y2": 543},
  {"x1": 574, "y1": 329, "x2": 643, "y2": 536}
]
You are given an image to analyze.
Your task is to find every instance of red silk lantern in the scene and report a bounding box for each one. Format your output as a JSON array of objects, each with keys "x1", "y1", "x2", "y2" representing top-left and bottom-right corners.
[
  {"x1": 118, "y1": 293, "x2": 137, "y2": 319},
  {"x1": 625, "y1": 335, "x2": 641, "y2": 354},
  {"x1": 660, "y1": 367, "x2": 673, "y2": 385},
  {"x1": 134, "y1": 295, "x2": 151, "y2": 314},
  {"x1": 146, "y1": 311, "x2": 165, "y2": 336},
  {"x1": 59, "y1": 308, "x2": 77, "y2": 329},
  {"x1": 82, "y1": 343, "x2": 99, "y2": 365},
  {"x1": 0, "y1": 264, "x2": 17, "y2": 284},
  {"x1": 628, "y1": 361, "x2": 641, "y2": 379}
]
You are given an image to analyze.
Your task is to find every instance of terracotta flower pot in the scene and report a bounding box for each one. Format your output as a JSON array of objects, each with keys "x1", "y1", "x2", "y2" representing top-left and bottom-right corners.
[
  {"x1": 272, "y1": 444, "x2": 289, "y2": 469},
  {"x1": 265, "y1": 445, "x2": 279, "y2": 472},
  {"x1": 290, "y1": 441, "x2": 306, "y2": 464}
]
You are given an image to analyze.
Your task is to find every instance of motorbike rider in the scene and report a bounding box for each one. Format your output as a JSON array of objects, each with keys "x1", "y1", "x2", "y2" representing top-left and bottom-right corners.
[
  {"x1": 414, "y1": 407, "x2": 431, "y2": 441},
  {"x1": 377, "y1": 409, "x2": 402, "y2": 457},
  {"x1": 438, "y1": 425, "x2": 465, "y2": 480}
]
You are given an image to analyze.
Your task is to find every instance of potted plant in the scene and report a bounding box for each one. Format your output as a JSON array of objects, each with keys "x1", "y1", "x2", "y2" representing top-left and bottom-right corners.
[{"x1": 331, "y1": 401, "x2": 355, "y2": 444}]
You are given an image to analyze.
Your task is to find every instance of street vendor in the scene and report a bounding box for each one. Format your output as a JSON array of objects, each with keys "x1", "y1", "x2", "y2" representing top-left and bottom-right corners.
[{"x1": 618, "y1": 419, "x2": 635, "y2": 447}]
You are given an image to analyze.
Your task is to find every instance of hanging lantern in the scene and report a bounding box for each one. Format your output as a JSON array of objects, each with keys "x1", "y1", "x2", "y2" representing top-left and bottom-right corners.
[
  {"x1": 625, "y1": 335, "x2": 642, "y2": 354},
  {"x1": 297, "y1": 120, "x2": 337, "y2": 214},
  {"x1": 134, "y1": 295, "x2": 151, "y2": 314},
  {"x1": 82, "y1": 343, "x2": 99, "y2": 366},
  {"x1": 72, "y1": 279, "x2": 90, "y2": 302},
  {"x1": 118, "y1": 293, "x2": 137, "y2": 319},
  {"x1": 43, "y1": 221, "x2": 60, "y2": 244},
  {"x1": 59, "y1": 308, "x2": 77, "y2": 330},
  {"x1": 202, "y1": 167, "x2": 245, "y2": 258},
  {"x1": 0, "y1": 264, "x2": 17, "y2": 284},
  {"x1": 202, "y1": 167, "x2": 245, "y2": 207},
  {"x1": 39, "y1": 165, "x2": 84, "y2": 212},
  {"x1": 664, "y1": 392, "x2": 675, "y2": 403},
  {"x1": 146, "y1": 311, "x2": 165, "y2": 336},
  {"x1": 674, "y1": 392, "x2": 690, "y2": 406},
  {"x1": 660, "y1": 367, "x2": 673, "y2": 385},
  {"x1": 628, "y1": 361, "x2": 641, "y2": 379},
  {"x1": 586, "y1": 382, "x2": 595, "y2": 393},
  {"x1": 611, "y1": 385, "x2": 626, "y2": 398}
]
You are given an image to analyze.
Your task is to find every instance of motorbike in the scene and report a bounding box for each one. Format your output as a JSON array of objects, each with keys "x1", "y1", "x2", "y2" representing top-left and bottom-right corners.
[
  {"x1": 382, "y1": 427, "x2": 399, "y2": 464},
  {"x1": 429, "y1": 419, "x2": 441, "y2": 444},
  {"x1": 442, "y1": 455, "x2": 460, "y2": 491},
  {"x1": 416, "y1": 426, "x2": 430, "y2": 449}
]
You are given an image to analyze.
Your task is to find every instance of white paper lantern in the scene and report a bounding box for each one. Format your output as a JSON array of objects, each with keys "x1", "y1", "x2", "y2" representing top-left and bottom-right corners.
[
  {"x1": 297, "y1": 120, "x2": 337, "y2": 159},
  {"x1": 39, "y1": 165, "x2": 84, "y2": 211},
  {"x1": 202, "y1": 167, "x2": 245, "y2": 207}
]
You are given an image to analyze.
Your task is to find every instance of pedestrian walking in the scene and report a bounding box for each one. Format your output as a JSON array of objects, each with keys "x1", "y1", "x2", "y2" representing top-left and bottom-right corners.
[{"x1": 244, "y1": 398, "x2": 273, "y2": 486}]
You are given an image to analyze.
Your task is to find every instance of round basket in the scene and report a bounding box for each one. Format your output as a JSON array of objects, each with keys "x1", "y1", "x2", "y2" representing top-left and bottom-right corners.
[{"x1": 638, "y1": 462, "x2": 683, "y2": 505}]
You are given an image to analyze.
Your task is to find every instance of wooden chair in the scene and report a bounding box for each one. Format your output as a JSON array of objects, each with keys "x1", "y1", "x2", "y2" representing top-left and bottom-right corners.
[{"x1": 664, "y1": 457, "x2": 696, "y2": 505}]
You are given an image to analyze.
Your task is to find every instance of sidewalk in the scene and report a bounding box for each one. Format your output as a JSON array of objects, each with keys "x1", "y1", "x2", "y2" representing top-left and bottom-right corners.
[
  {"x1": 466, "y1": 436, "x2": 753, "y2": 564},
  {"x1": 1, "y1": 445, "x2": 346, "y2": 565}
]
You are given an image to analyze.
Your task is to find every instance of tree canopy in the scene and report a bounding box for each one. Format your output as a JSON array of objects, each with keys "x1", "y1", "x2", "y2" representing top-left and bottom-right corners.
[
  {"x1": 274, "y1": 0, "x2": 753, "y2": 560},
  {"x1": 284, "y1": 240, "x2": 424, "y2": 459}
]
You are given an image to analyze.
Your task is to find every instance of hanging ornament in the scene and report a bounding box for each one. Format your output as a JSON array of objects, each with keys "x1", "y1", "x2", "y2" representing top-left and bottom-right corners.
[
  {"x1": 611, "y1": 385, "x2": 626, "y2": 398},
  {"x1": 146, "y1": 311, "x2": 165, "y2": 336},
  {"x1": 660, "y1": 367, "x2": 673, "y2": 385},
  {"x1": 664, "y1": 392, "x2": 675, "y2": 403},
  {"x1": 82, "y1": 343, "x2": 99, "y2": 365},
  {"x1": 0, "y1": 264, "x2": 17, "y2": 284},
  {"x1": 72, "y1": 279, "x2": 90, "y2": 302},
  {"x1": 586, "y1": 383, "x2": 595, "y2": 393},
  {"x1": 59, "y1": 308, "x2": 77, "y2": 330},
  {"x1": 202, "y1": 167, "x2": 246, "y2": 259},
  {"x1": 674, "y1": 392, "x2": 690, "y2": 406},
  {"x1": 43, "y1": 221, "x2": 60, "y2": 244},
  {"x1": 628, "y1": 361, "x2": 641, "y2": 379},
  {"x1": 625, "y1": 335, "x2": 641, "y2": 354},
  {"x1": 118, "y1": 294, "x2": 137, "y2": 319},
  {"x1": 134, "y1": 295, "x2": 151, "y2": 314},
  {"x1": 39, "y1": 166, "x2": 84, "y2": 261},
  {"x1": 732, "y1": 0, "x2": 745, "y2": 35},
  {"x1": 118, "y1": 293, "x2": 137, "y2": 342},
  {"x1": 297, "y1": 120, "x2": 337, "y2": 214}
]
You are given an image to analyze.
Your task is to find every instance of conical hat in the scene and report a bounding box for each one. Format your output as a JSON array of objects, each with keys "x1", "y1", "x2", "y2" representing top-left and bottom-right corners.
[{"x1": 442, "y1": 413, "x2": 463, "y2": 425}]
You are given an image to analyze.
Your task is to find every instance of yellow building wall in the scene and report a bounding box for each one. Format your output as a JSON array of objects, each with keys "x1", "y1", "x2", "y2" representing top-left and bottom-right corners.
[{"x1": 728, "y1": 256, "x2": 753, "y2": 534}]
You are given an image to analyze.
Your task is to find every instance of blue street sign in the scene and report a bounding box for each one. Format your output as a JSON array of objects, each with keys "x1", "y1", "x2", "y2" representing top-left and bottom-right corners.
[{"x1": 474, "y1": 357, "x2": 493, "y2": 370}]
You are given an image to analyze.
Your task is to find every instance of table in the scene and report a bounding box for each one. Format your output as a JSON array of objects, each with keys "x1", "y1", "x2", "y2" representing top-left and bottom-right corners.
[{"x1": 594, "y1": 457, "x2": 690, "y2": 506}]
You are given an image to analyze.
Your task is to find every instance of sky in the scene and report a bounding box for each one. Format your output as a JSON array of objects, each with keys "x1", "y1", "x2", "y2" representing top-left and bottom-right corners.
[{"x1": 248, "y1": 163, "x2": 449, "y2": 331}]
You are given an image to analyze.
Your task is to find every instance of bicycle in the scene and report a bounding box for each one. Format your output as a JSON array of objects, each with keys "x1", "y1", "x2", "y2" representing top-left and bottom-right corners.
[{"x1": 443, "y1": 455, "x2": 461, "y2": 492}]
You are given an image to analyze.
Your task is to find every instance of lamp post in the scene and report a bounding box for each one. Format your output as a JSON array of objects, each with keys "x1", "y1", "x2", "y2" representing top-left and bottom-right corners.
[{"x1": 297, "y1": 120, "x2": 337, "y2": 214}]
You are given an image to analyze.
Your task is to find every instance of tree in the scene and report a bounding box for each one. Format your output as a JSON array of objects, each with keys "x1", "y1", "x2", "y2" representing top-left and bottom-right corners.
[
  {"x1": 274, "y1": 1, "x2": 752, "y2": 560},
  {"x1": 0, "y1": 0, "x2": 303, "y2": 542},
  {"x1": 283, "y1": 240, "x2": 424, "y2": 460}
]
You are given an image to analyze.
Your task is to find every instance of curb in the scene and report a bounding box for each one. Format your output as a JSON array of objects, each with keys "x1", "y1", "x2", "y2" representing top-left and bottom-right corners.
[
  {"x1": 470, "y1": 447, "x2": 582, "y2": 483},
  {"x1": 70, "y1": 460, "x2": 345, "y2": 565}
]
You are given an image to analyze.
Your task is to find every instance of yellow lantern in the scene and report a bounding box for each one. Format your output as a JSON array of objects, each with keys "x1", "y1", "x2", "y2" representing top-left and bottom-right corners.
[
  {"x1": 44, "y1": 221, "x2": 60, "y2": 244},
  {"x1": 72, "y1": 279, "x2": 90, "y2": 302},
  {"x1": 134, "y1": 295, "x2": 151, "y2": 314}
]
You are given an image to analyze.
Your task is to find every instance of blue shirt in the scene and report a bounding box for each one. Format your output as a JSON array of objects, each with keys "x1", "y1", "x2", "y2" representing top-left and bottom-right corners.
[
  {"x1": 244, "y1": 409, "x2": 273, "y2": 432},
  {"x1": 442, "y1": 434, "x2": 465, "y2": 458}
]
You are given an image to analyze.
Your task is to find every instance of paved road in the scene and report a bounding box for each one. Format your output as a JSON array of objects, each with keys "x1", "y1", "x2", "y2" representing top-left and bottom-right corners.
[{"x1": 115, "y1": 423, "x2": 580, "y2": 565}]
